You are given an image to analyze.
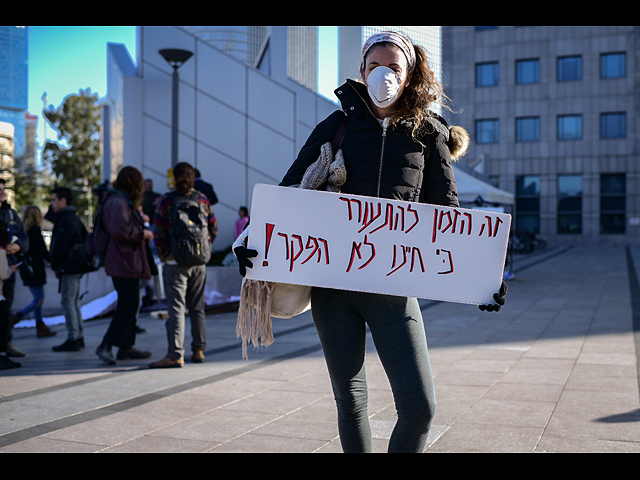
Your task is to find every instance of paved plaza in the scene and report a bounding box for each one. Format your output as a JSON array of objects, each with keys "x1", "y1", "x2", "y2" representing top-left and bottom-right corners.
[{"x1": 1, "y1": 244, "x2": 639, "y2": 453}]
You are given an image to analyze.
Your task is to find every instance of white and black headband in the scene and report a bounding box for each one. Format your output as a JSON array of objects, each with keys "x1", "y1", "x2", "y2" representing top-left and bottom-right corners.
[{"x1": 361, "y1": 31, "x2": 417, "y2": 72}]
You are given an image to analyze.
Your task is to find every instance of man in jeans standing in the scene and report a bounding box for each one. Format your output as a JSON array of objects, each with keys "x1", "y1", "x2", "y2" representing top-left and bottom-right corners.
[
  {"x1": 150, "y1": 162, "x2": 217, "y2": 368},
  {"x1": 49, "y1": 187, "x2": 86, "y2": 352}
]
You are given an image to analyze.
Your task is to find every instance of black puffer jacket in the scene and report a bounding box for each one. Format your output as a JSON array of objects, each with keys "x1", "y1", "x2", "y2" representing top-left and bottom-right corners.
[
  {"x1": 281, "y1": 80, "x2": 469, "y2": 207},
  {"x1": 50, "y1": 206, "x2": 86, "y2": 275}
]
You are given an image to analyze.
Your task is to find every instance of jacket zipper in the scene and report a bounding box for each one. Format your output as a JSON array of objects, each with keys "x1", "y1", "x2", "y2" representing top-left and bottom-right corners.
[
  {"x1": 376, "y1": 118, "x2": 390, "y2": 197},
  {"x1": 345, "y1": 82, "x2": 391, "y2": 197}
]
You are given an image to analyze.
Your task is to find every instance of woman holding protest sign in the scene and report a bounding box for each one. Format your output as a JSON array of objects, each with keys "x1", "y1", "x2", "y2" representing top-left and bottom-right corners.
[{"x1": 236, "y1": 30, "x2": 506, "y2": 453}]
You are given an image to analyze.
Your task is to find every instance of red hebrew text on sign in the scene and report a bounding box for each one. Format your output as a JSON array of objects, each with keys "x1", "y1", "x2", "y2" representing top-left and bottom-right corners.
[{"x1": 246, "y1": 185, "x2": 511, "y2": 306}]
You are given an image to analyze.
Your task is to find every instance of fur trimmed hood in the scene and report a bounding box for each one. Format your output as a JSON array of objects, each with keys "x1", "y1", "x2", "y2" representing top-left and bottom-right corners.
[
  {"x1": 448, "y1": 125, "x2": 470, "y2": 161},
  {"x1": 422, "y1": 115, "x2": 470, "y2": 162}
]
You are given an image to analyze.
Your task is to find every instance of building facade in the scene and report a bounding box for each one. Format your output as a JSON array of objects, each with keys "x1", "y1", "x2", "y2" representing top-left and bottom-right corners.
[
  {"x1": 0, "y1": 26, "x2": 28, "y2": 164},
  {"x1": 105, "y1": 26, "x2": 338, "y2": 249},
  {"x1": 0, "y1": 121, "x2": 15, "y2": 206},
  {"x1": 442, "y1": 26, "x2": 640, "y2": 245},
  {"x1": 180, "y1": 26, "x2": 318, "y2": 93}
]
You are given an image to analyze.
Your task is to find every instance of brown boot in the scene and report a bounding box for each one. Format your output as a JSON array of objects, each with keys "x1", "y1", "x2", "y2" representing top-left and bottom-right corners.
[
  {"x1": 192, "y1": 347, "x2": 205, "y2": 363},
  {"x1": 149, "y1": 356, "x2": 184, "y2": 369},
  {"x1": 36, "y1": 323, "x2": 57, "y2": 338},
  {"x1": 6, "y1": 342, "x2": 25, "y2": 357}
]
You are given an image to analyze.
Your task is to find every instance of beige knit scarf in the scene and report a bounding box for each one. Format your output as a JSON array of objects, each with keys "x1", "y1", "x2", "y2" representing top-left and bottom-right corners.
[{"x1": 237, "y1": 141, "x2": 346, "y2": 358}]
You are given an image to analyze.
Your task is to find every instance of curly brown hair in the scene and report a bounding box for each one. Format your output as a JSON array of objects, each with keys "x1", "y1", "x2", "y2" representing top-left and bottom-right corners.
[
  {"x1": 113, "y1": 166, "x2": 144, "y2": 207},
  {"x1": 361, "y1": 41, "x2": 452, "y2": 142},
  {"x1": 173, "y1": 162, "x2": 195, "y2": 195}
]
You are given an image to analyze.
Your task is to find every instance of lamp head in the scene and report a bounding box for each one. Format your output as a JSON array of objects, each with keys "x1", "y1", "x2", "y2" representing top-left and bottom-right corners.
[{"x1": 159, "y1": 49, "x2": 193, "y2": 69}]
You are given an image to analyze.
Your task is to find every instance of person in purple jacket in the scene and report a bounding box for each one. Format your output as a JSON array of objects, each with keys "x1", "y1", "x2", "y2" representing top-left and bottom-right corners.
[{"x1": 95, "y1": 166, "x2": 154, "y2": 365}]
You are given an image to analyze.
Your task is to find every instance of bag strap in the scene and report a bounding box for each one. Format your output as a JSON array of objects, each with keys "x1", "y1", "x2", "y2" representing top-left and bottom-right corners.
[{"x1": 331, "y1": 115, "x2": 350, "y2": 153}]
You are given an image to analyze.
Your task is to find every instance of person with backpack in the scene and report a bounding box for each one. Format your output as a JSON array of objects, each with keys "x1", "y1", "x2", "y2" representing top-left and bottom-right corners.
[
  {"x1": 150, "y1": 162, "x2": 217, "y2": 368},
  {"x1": 94, "y1": 166, "x2": 154, "y2": 365},
  {"x1": 49, "y1": 187, "x2": 87, "y2": 352}
]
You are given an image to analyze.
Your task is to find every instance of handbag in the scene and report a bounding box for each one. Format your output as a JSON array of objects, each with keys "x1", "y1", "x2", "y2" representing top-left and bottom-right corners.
[
  {"x1": 18, "y1": 253, "x2": 37, "y2": 284},
  {"x1": 237, "y1": 114, "x2": 350, "y2": 358}
]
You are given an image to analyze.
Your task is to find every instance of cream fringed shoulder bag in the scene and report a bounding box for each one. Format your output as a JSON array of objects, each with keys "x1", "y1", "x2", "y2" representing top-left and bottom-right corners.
[{"x1": 236, "y1": 115, "x2": 349, "y2": 358}]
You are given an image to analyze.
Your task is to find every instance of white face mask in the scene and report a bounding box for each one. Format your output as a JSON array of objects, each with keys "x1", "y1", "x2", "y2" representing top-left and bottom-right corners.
[{"x1": 366, "y1": 66, "x2": 402, "y2": 109}]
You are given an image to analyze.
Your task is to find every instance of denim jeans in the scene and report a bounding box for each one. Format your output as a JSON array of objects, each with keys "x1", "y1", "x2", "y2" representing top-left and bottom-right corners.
[
  {"x1": 60, "y1": 273, "x2": 83, "y2": 341},
  {"x1": 18, "y1": 285, "x2": 45, "y2": 323},
  {"x1": 163, "y1": 263, "x2": 207, "y2": 360},
  {"x1": 311, "y1": 288, "x2": 436, "y2": 453}
]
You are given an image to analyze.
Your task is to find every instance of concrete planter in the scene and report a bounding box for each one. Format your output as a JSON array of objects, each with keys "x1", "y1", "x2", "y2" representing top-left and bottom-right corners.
[{"x1": 12, "y1": 266, "x2": 243, "y2": 320}]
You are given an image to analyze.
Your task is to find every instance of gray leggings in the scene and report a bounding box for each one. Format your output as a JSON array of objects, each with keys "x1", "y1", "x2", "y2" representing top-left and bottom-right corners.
[{"x1": 311, "y1": 288, "x2": 436, "y2": 453}]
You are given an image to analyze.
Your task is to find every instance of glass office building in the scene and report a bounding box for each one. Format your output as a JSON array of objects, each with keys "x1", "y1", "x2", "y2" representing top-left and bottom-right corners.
[
  {"x1": 442, "y1": 26, "x2": 640, "y2": 245},
  {"x1": 0, "y1": 26, "x2": 28, "y2": 161}
]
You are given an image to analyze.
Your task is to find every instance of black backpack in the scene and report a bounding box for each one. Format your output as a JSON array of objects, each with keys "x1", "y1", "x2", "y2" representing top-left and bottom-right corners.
[
  {"x1": 170, "y1": 191, "x2": 211, "y2": 266},
  {"x1": 84, "y1": 204, "x2": 109, "y2": 266},
  {"x1": 69, "y1": 222, "x2": 100, "y2": 273}
]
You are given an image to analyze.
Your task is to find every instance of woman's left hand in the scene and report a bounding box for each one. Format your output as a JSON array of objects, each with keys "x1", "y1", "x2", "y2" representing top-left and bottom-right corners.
[{"x1": 478, "y1": 280, "x2": 508, "y2": 312}]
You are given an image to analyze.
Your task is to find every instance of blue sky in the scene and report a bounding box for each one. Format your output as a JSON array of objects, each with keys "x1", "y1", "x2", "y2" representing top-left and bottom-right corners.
[
  {"x1": 28, "y1": 26, "x2": 137, "y2": 156},
  {"x1": 27, "y1": 26, "x2": 338, "y2": 156}
]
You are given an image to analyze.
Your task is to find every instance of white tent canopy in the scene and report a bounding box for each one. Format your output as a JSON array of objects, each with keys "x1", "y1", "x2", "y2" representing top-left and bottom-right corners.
[{"x1": 453, "y1": 166, "x2": 514, "y2": 205}]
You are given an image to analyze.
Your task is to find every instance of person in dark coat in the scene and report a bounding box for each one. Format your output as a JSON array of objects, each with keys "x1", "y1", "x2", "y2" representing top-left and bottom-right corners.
[
  {"x1": 194, "y1": 169, "x2": 218, "y2": 206},
  {"x1": 49, "y1": 187, "x2": 87, "y2": 352},
  {"x1": 0, "y1": 179, "x2": 30, "y2": 364},
  {"x1": 13, "y1": 205, "x2": 55, "y2": 337},
  {"x1": 142, "y1": 178, "x2": 161, "y2": 221},
  {"x1": 95, "y1": 166, "x2": 153, "y2": 365},
  {"x1": 236, "y1": 31, "x2": 505, "y2": 453}
]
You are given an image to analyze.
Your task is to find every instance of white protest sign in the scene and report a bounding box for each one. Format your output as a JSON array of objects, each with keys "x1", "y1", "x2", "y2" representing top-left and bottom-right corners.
[{"x1": 246, "y1": 184, "x2": 511, "y2": 306}]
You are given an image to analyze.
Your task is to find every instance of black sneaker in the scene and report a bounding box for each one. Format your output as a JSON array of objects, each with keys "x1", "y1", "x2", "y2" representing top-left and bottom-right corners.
[
  {"x1": 0, "y1": 355, "x2": 21, "y2": 370},
  {"x1": 117, "y1": 347, "x2": 151, "y2": 360},
  {"x1": 52, "y1": 339, "x2": 81, "y2": 352},
  {"x1": 96, "y1": 345, "x2": 116, "y2": 365}
]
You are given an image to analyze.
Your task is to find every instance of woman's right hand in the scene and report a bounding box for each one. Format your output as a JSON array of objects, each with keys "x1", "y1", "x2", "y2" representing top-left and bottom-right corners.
[
  {"x1": 234, "y1": 246, "x2": 258, "y2": 277},
  {"x1": 232, "y1": 227, "x2": 258, "y2": 277}
]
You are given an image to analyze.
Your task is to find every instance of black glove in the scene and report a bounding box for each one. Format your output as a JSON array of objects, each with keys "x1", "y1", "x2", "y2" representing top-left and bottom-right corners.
[
  {"x1": 234, "y1": 246, "x2": 258, "y2": 277},
  {"x1": 479, "y1": 280, "x2": 508, "y2": 312}
]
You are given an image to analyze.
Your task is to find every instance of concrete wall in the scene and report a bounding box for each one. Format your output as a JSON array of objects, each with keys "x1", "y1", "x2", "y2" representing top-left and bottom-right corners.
[{"x1": 106, "y1": 26, "x2": 340, "y2": 251}]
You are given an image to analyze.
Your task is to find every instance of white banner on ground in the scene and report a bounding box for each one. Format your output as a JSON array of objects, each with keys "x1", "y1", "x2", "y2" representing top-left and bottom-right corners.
[{"x1": 246, "y1": 184, "x2": 511, "y2": 305}]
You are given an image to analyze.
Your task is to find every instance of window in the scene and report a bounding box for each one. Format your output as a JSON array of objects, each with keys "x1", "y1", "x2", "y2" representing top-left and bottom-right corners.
[
  {"x1": 516, "y1": 176, "x2": 540, "y2": 234},
  {"x1": 476, "y1": 62, "x2": 499, "y2": 87},
  {"x1": 600, "y1": 174, "x2": 626, "y2": 234},
  {"x1": 557, "y1": 114, "x2": 582, "y2": 140},
  {"x1": 516, "y1": 116, "x2": 540, "y2": 142},
  {"x1": 558, "y1": 175, "x2": 582, "y2": 234},
  {"x1": 476, "y1": 119, "x2": 499, "y2": 144},
  {"x1": 601, "y1": 52, "x2": 626, "y2": 78},
  {"x1": 557, "y1": 55, "x2": 582, "y2": 81},
  {"x1": 600, "y1": 112, "x2": 626, "y2": 138},
  {"x1": 516, "y1": 59, "x2": 540, "y2": 84}
]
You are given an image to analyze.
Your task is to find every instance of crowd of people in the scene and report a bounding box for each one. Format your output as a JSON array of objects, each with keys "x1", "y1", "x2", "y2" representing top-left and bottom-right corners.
[{"x1": 0, "y1": 162, "x2": 224, "y2": 371}]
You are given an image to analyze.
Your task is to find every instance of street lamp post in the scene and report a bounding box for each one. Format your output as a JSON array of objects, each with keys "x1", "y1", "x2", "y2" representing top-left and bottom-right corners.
[{"x1": 159, "y1": 48, "x2": 193, "y2": 167}]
